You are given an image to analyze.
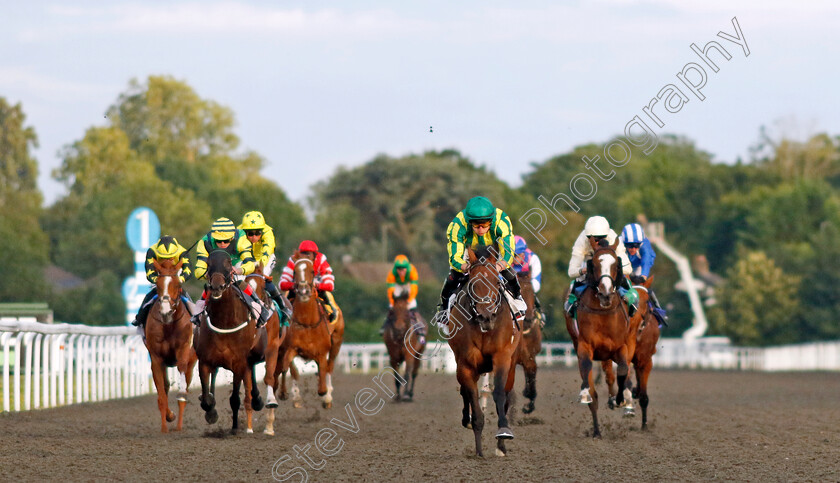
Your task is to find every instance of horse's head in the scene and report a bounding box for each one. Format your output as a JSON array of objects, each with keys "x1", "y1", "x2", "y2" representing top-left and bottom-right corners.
[
  {"x1": 206, "y1": 250, "x2": 233, "y2": 299},
  {"x1": 466, "y1": 246, "x2": 503, "y2": 331},
  {"x1": 588, "y1": 236, "x2": 620, "y2": 308},
  {"x1": 391, "y1": 293, "x2": 410, "y2": 328},
  {"x1": 292, "y1": 250, "x2": 315, "y2": 302},
  {"x1": 152, "y1": 258, "x2": 184, "y2": 324},
  {"x1": 631, "y1": 274, "x2": 655, "y2": 318}
]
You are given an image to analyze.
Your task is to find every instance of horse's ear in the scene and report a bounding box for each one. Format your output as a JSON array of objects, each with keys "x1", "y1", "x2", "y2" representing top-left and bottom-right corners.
[
  {"x1": 174, "y1": 259, "x2": 184, "y2": 271},
  {"x1": 588, "y1": 236, "x2": 598, "y2": 250},
  {"x1": 152, "y1": 258, "x2": 163, "y2": 272},
  {"x1": 467, "y1": 248, "x2": 477, "y2": 264},
  {"x1": 293, "y1": 249, "x2": 300, "y2": 260},
  {"x1": 644, "y1": 274, "x2": 654, "y2": 288},
  {"x1": 612, "y1": 236, "x2": 620, "y2": 250}
]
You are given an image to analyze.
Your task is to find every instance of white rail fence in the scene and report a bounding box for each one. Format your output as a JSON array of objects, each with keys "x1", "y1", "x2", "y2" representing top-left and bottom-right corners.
[{"x1": 2, "y1": 318, "x2": 840, "y2": 413}]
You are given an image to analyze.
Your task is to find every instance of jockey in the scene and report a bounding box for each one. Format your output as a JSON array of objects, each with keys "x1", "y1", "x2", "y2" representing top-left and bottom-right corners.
[
  {"x1": 564, "y1": 215, "x2": 638, "y2": 318},
  {"x1": 379, "y1": 254, "x2": 420, "y2": 336},
  {"x1": 279, "y1": 240, "x2": 338, "y2": 323},
  {"x1": 131, "y1": 235, "x2": 194, "y2": 328},
  {"x1": 512, "y1": 235, "x2": 545, "y2": 319},
  {"x1": 620, "y1": 223, "x2": 668, "y2": 325},
  {"x1": 239, "y1": 210, "x2": 292, "y2": 326},
  {"x1": 436, "y1": 196, "x2": 527, "y2": 322},
  {"x1": 191, "y1": 217, "x2": 274, "y2": 328}
]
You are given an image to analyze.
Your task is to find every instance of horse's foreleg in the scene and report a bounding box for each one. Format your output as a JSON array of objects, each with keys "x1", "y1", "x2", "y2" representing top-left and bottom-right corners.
[
  {"x1": 492, "y1": 356, "x2": 515, "y2": 442},
  {"x1": 636, "y1": 360, "x2": 653, "y2": 429},
  {"x1": 150, "y1": 356, "x2": 171, "y2": 433},
  {"x1": 249, "y1": 364, "x2": 263, "y2": 413},
  {"x1": 264, "y1": 340, "x2": 280, "y2": 409},
  {"x1": 577, "y1": 343, "x2": 600, "y2": 438},
  {"x1": 244, "y1": 365, "x2": 255, "y2": 434},
  {"x1": 457, "y1": 365, "x2": 484, "y2": 457},
  {"x1": 615, "y1": 350, "x2": 635, "y2": 417},
  {"x1": 522, "y1": 354, "x2": 538, "y2": 414},
  {"x1": 199, "y1": 362, "x2": 218, "y2": 424},
  {"x1": 389, "y1": 354, "x2": 402, "y2": 402},
  {"x1": 315, "y1": 354, "x2": 331, "y2": 409},
  {"x1": 479, "y1": 373, "x2": 492, "y2": 411},
  {"x1": 230, "y1": 372, "x2": 242, "y2": 434},
  {"x1": 173, "y1": 348, "x2": 193, "y2": 432},
  {"x1": 601, "y1": 360, "x2": 617, "y2": 410}
]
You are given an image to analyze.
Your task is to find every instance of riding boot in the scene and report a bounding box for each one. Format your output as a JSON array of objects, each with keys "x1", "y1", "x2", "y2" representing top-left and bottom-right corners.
[
  {"x1": 249, "y1": 292, "x2": 273, "y2": 328},
  {"x1": 618, "y1": 278, "x2": 638, "y2": 318},
  {"x1": 132, "y1": 289, "x2": 157, "y2": 327},
  {"x1": 437, "y1": 269, "x2": 466, "y2": 314},
  {"x1": 320, "y1": 292, "x2": 337, "y2": 323},
  {"x1": 266, "y1": 281, "x2": 292, "y2": 325},
  {"x1": 649, "y1": 288, "x2": 669, "y2": 326},
  {"x1": 564, "y1": 281, "x2": 583, "y2": 318},
  {"x1": 191, "y1": 291, "x2": 207, "y2": 326},
  {"x1": 380, "y1": 309, "x2": 392, "y2": 336}
]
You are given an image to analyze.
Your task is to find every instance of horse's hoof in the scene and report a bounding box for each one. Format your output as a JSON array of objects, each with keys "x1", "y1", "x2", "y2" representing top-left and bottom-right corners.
[
  {"x1": 522, "y1": 402, "x2": 535, "y2": 414},
  {"x1": 392, "y1": 395, "x2": 401, "y2": 402},
  {"x1": 623, "y1": 406, "x2": 636, "y2": 418},
  {"x1": 607, "y1": 396, "x2": 616, "y2": 410},
  {"x1": 279, "y1": 393, "x2": 288, "y2": 401},
  {"x1": 205, "y1": 409, "x2": 218, "y2": 424},
  {"x1": 495, "y1": 448, "x2": 506, "y2": 457},
  {"x1": 579, "y1": 389, "x2": 593, "y2": 404},
  {"x1": 293, "y1": 401, "x2": 303, "y2": 409},
  {"x1": 266, "y1": 401, "x2": 279, "y2": 409},
  {"x1": 160, "y1": 426, "x2": 169, "y2": 434},
  {"x1": 592, "y1": 431, "x2": 602, "y2": 439},
  {"x1": 246, "y1": 428, "x2": 254, "y2": 434},
  {"x1": 264, "y1": 428, "x2": 275, "y2": 436},
  {"x1": 252, "y1": 396, "x2": 264, "y2": 412},
  {"x1": 495, "y1": 427, "x2": 514, "y2": 440},
  {"x1": 322, "y1": 401, "x2": 332, "y2": 409}
]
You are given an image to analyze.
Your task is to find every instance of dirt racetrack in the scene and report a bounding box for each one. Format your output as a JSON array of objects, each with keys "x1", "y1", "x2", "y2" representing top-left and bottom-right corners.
[{"x1": 1, "y1": 367, "x2": 838, "y2": 482}]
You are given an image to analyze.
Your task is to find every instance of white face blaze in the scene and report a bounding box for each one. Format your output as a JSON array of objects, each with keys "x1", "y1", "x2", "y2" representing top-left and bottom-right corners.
[
  {"x1": 160, "y1": 276, "x2": 172, "y2": 313},
  {"x1": 598, "y1": 253, "x2": 615, "y2": 294}
]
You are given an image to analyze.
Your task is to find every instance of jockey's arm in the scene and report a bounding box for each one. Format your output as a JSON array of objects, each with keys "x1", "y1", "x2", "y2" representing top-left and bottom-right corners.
[
  {"x1": 530, "y1": 254, "x2": 542, "y2": 293},
  {"x1": 613, "y1": 233, "x2": 633, "y2": 276},
  {"x1": 640, "y1": 239, "x2": 656, "y2": 278},
  {"x1": 316, "y1": 255, "x2": 335, "y2": 291},
  {"x1": 494, "y1": 210, "x2": 515, "y2": 267},
  {"x1": 178, "y1": 250, "x2": 192, "y2": 283},
  {"x1": 567, "y1": 231, "x2": 588, "y2": 278},
  {"x1": 236, "y1": 236, "x2": 256, "y2": 275},
  {"x1": 446, "y1": 217, "x2": 468, "y2": 272},
  {"x1": 193, "y1": 238, "x2": 210, "y2": 280},
  {"x1": 144, "y1": 248, "x2": 158, "y2": 284},
  {"x1": 408, "y1": 283, "x2": 419, "y2": 304},
  {"x1": 279, "y1": 257, "x2": 295, "y2": 291},
  {"x1": 387, "y1": 285, "x2": 395, "y2": 307}
]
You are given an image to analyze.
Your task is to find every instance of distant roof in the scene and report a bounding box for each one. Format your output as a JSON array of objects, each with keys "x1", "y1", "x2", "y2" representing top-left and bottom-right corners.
[
  {"x1": 44, "y1": 265, "x2": 86, "y2": 292},
  {"x1": 341, "y1": 262, "x2": 437, "y2": 284}
]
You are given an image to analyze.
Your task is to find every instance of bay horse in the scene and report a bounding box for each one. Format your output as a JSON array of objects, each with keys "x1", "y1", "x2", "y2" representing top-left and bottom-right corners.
[
  {"x1": 602, "y1": 275, "x2": 658, "y2": 429},
  {"x1": 383, "y1": 293, "x2": 426, "y2": 401},
  {"x1": 144, "y1": 258, "x2": 198, "y2": 433},
  {"x1": 480, "y1": 270, "x2": 542, "y2": 414},
  {"x1": 514, "y1": 270, "x2": 542, "y2": 414},
  {"x1": 193, "y1": 250, "x2": 262, "y2": 434},
  {"x1": 277, "y1": 250, "x2": 345, "y2": 409},
  {"x1": 243, "y1": 267, "x2": 286, "y2": 436},
  {"x1": 565, "y1": 237, "x2": 643, "y2": 438},
  {"x1": 445, "y1": 246, "x2": 520, "y2": 457}
]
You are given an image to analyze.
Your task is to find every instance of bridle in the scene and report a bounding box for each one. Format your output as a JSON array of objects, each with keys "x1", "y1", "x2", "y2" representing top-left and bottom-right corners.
[
  {"x1": 156, "y1": 274, "x2": 181, "y2": 323},
  {"x1": 293, "y1": 258, "x2": 314, "y2": 300},
  {"x1": 464, "y1": 257, "x2": 505, "y2": 324}
]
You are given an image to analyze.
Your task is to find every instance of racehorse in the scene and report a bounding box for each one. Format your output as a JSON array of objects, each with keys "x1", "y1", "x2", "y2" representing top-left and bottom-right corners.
[
  {"x1": 480, "y1": 270, "x2": 542, "y2": 413},
  {"x1": 143, "y1": 258, "x2": 198, "y2": 433},
  {"x1": 565, "y1": 237, "x2": 643, "y2": 438},
  {"x1": 243, "y1": 266, "x2": 286, "y2": 436},
  {"x1": 383, "y1": 293, "x2": 426, "y2": 401},
  {"x1": 445, "y1": 246, "x2": 520, "y2": 457},
  {"x1": 193, "y1": 250, "x2": 263, "y2": 434},
  {"x1": 514, "y1": 270, "x2": 542, "y2": 414},
  {"x1": 601, "y1": 275, "x2": 658, "y2": 429},
  {"x1": 277, "y1": 250, "x2": 345, "y2": 409}
]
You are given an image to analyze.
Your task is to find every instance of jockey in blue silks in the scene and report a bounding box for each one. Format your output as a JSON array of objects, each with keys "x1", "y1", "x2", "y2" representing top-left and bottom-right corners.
[
  {"x1": 620, "y1": 223, "x2": 668, "y2": 326},
  {"x1": 512, "y1": 235, "x2": 545, "y2": 321}
]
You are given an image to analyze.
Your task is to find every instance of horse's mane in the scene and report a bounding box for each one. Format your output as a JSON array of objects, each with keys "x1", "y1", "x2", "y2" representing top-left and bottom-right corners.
[{"x1": 471, "y1": 245, "x2": 497, "y2": 263}]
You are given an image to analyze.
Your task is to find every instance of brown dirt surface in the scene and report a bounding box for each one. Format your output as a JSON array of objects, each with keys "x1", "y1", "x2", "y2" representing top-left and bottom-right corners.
[{"x1": 0, "y1": 367, "x2": 838, "y2": 481}]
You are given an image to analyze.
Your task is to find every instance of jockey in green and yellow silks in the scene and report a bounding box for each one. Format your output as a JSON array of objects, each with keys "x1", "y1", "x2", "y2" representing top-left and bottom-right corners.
[
  {"x1": 190, "y1": 217, "x2": 274, "y2": 328},
  {"x1": 436, "y1": 196, "x2": 527, "y2": 322},
  {"x1": 132, "y1": 235, "x2": 194, "y2": 328}
]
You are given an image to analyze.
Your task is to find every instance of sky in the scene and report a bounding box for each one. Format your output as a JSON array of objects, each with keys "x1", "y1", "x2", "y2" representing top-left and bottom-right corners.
[{"x1": 2, "y1": 0, "x2": 838, "y2": 207}]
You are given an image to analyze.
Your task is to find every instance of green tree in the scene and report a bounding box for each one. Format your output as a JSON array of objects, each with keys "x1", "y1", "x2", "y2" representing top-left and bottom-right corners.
[
  {"x1": 708, "y1": 251, "x2": 799, "y2": 346},
  {"x1": 796, "y1": 221, "x2": 840, "y2": 341},
  {"x1": 0, "y1": 98, "x2": 47, "y2": 300}
]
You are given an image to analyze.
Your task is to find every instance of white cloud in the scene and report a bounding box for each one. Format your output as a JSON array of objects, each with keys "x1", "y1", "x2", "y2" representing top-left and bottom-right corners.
[{"x1": 0, "y1": 67, "x2": 116, "y2": 100}]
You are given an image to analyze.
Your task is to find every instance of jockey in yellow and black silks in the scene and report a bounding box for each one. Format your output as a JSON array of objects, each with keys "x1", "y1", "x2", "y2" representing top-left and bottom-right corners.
[
  {"x1": 132, "y1": 235, "x2": 194, "y2": 328},
  {"x1": 379, "y1": 254, "x2": 420, "y2": 335},
  {"x1": 191, "y1": 217, "x2": 274, "y2": 328},
  {"x1": 239, "y1": 210, "x2": 292, "y2": 326},
  {"x1": 436, "y1": 196, "x2": 527, "y2": 322}
]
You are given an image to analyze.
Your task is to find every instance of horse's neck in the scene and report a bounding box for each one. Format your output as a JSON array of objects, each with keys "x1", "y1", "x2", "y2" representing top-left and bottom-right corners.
[
  {"x1": 208, "y1": 287, "x2": 249, "y2": 323},
  {"x1": 392, "y1": 305, "x2": 409, "y2": 329},
  {"x1": 293, "y1": 294, "x2": 322, "y2": 324}
]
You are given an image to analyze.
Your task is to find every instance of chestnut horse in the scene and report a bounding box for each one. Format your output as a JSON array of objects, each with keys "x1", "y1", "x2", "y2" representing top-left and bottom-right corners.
[
  {"x1": 514, "y1": 270, "x2": 542, "y2": 414},
  {"x1": 445, "y1": 246, "x2": 520, "y2": 457},
  {"x1": 144, "y1": 258, "x2": 198, "y2": 433},
  {"x1": 602, "y1": 275, "x2": 658, "y2": 429},
  {"x1": 565, "y1": 237, "x2": 643, "y2": 438},
  {"x1": 194, "y1": 250, "x2": 263, "y2": 433},
  {"x1": 243, "y1": 269, "x2": 286, "y2": 436},
  {"x1": 277, "y1": 250, "x2": 345, "y2": 409},
  {"x1": 383, "y1": 294, "x2": 426, "y2": 401}
]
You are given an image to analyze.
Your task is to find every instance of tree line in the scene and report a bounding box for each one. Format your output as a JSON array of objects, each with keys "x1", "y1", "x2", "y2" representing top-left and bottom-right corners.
[{"x1": 2, "y1": 75, "x2": 839, "y2": 346}]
